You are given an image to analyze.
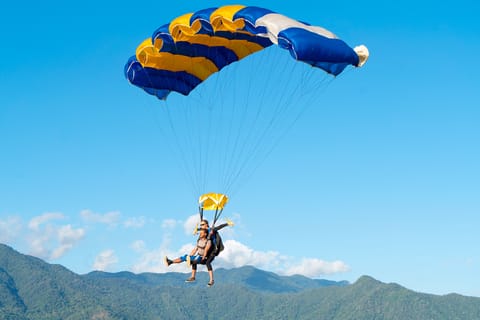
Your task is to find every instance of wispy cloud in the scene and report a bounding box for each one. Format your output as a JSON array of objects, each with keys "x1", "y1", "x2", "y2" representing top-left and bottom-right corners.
[
  {"x1": 93, "y1": 250, "x2": 118, "y2": 271},
  {"x1": 28, "y1": 212, "x2": 64, "y2": 231},
  {"x1": 129, "y1": 238, "x2": 194, "y2": 274},
  {"x1": 217, "y1": 240, "x2": 349, "y2": 277},
  {"x1": 123, "y1": 216, "x2": 146, "y2": 229},
  {"x1": 80, "y1": 209, "x2": 121, "y2": 227},
  {"x1": 27, "y1": 213, "x2": 85, "y2": 260},
  {"x1": 216, "y1": 240, "x2": 287, "y2": 270},
  {"x1": 283, "y1": 258, "x2": 350, "y2": 277},
  {"x1": 128, "y1": 237, "x2": 348, "y2": 278},
  {"x1": 130, "y1": 246, "x2": 167, "y2": 273},
  {"x1": 162, "y1": 218, "x2": 178, "y2": 230},
  {"x1": 0, "y1": 216, "x2": 22, "y2": 243},
  {"x1": 127, "y1": 216, "x2": 197, "y2": 273},
  {"x1": 126, "y1": 213, "x2": 348, "y2": 277},
  {"x1": 12, "y1": 210, "x2": 349, "y2": 278},
  {"x1": 183, "y1": 214, "x2": 199, "y2": 235},
  {"x1": 130, "y1": 240, "x2": 146, "y2": 252}
]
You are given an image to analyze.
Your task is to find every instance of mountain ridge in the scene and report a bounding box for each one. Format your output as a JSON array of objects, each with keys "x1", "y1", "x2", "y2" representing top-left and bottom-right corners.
[{"x1": 1, "y1": 243, "x2": 480, "y2": 320}]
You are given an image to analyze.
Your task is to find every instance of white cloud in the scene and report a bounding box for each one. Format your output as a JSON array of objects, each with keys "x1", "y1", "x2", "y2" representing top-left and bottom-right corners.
[
  {"x1": 130, "y1": 247, "x2": 166, "y2": 273},
  {"x1": 213, "y1": 240, "x2": 349, "y2": 278},
  {"x1": 50, "y1": 225, "x2": 86, "y2": 259},
  {"x1": 93, "y1": 250, "x2": 118, "y2": 271},
  {"x1": 130, "y1": 240, "x2": 146, "y2": 253},
  {"x1": 0, "y1": 216, "x2": 22, "y2": 243},
  {"x1": 183, "y1": 214, "x2": 200, "y2": 235},
  {"x1": 28, "y1": 212, "x2": 64, "y2": 231},
  {"x1": 27, "y1": 214, "x2": 85, "y2": 260},
  {"x1": 129, "y1": 239, "x2": 195, "y2": 274},
  {"x1": 103, "y1": 211, "x2": 347, "y2": 278},
  {"x1": 123, "y1": 216, "x2": 146, "y2": 229},
  {"x1": 162, "y1": 218, "x2": 178, "y2": 230},
  {"x1": 80, "y1": 209, "x2": 120, "y2": 227},
  {"x1": 216, "y1": 240, "x2": 286, "y2": 270},
  {"x1": 283, "y1": 258, "x2": 350, "y2": 277},
  {"x1": 127, "y1": 238, "x2": 348, "y2": 278}
]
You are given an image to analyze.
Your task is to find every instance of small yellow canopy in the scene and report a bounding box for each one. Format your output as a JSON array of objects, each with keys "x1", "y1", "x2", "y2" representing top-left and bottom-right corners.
[{"x1": 199, "y1": 193, "x2": 228, "y2": 210}]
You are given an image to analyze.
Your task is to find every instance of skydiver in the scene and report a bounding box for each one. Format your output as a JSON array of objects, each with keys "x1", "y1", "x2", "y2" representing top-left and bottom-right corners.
[
  {"x1": 197, "y1": 218, "x2": 234, "y2": 241},
  {"x1": 164, "y1": 218, "x2": 234, "y2": 286},
  {"x1": 189, "y1": 218, "x2": 234, "y2": 286},
  {"x1": 164, "y1": 228, "x2": 213, "y2": 285}
]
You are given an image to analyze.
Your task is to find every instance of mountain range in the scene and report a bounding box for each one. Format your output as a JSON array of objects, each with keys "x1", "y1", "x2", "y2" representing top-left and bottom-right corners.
[{"x1": 1, "y1": 243, "x2": 479, "y2": 319}]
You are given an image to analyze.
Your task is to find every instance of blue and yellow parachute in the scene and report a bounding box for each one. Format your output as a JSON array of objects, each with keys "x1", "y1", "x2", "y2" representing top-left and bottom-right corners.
[
  {"x1": 125, "y1": 5, "x2": 368, "y2": 100},
  {"x1": 125, "y1": 5, "x2": 369, "y2": 220}
]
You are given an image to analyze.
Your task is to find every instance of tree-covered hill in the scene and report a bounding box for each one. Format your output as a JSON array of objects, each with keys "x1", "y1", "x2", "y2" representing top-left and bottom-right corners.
[{"x1": 1, "y1": 243, "x2": 479, "y2": 320}]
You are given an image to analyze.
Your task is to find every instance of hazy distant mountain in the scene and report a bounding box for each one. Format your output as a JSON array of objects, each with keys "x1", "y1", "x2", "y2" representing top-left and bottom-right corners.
[
  {"x1": 1, "y1": 243, "x2": 479, "y2": 320},
  {"x1": 85, "y1": 264, "x2": 348, "y2": 293}
]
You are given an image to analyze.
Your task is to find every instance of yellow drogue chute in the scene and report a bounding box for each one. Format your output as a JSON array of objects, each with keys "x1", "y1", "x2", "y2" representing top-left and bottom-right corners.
[{"x1": 199, "y1": 193, "x2": 228, "y2": 227}]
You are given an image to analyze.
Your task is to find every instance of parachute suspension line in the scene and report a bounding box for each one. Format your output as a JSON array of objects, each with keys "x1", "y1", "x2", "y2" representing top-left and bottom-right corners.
[
  {"x1": 218, "y1": 51, "x2": 248, "y2": 195},
  {"x1": 151, "y1": 49, "x2": 335, "y2": 200},
  {"x1": 219, "y1": 49, "x2": 276, "y2": 195},
  {"x1": 301, "y1": 66, "x2": 335, "y2": 97},
  {"x1": 198, "y1": 73, "x2": 211, "y2": 195},
  {"x1": 160, "y1": 44, "x2": 203, "y2": 197},
  {"x1": 172, "y1": 39, "x2": 232, "y2": 196},
  {"x1": 197, "y1": 206, "x2": 223, "y2": 228},
  {"x1": 219, "y1": 54, "x2": 265, "y2": 194},
  {"x1": 213, "y1": 207, "x2": 224, "y2": 227},
  {"x1": 211, "y1": 33, "x2": 229, "y2": 195},
  {"x1": 240, "y1": 59, "x2": 325, "y2": 193},
  {"x1": 125, "y1": 5, "x2": 370, "y2": 202},
  {"x1": 202, "y1": 42, "x2": 214, "y2": 195},
  {"x1": 222, "y1": 49, "x2": 313, "y2": 196},
  {"x1": 187, "y1": 53, "x2": 207, "y2": 196},
  {"x1": 199, "y1": 35, "x2": 225, "y2": 195},
  {"x1": 183, "y1": 52, "x2": 331, "y2": 198},
  {"x1": 283, "y1": 64, "x2": 337, "y2": 140},
  {"x1": 193, "y1": 96, "x2": 209, "y2": 196},
  {"x1": 195, "y1": 31, "x2": 236, "y2": 196},
  {"x1": 217, "y1": 74, "x2": 231, "y2": 194},
  {"x1": 163, "y1": 99, "x2": 198, "y2": 199},
  {"x1": 136, "y1": 60, "x2": 200, "y2": 200}
]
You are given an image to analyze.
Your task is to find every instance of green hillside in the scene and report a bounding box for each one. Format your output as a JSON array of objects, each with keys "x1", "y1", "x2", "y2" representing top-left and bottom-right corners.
[{"x1": 1, "y1": 244, "x2": 479, "y2": 320}]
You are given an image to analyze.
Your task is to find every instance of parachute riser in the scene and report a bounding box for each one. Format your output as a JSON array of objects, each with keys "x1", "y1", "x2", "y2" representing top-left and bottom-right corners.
[
  {"x1": 198, "y1": 206, "x2": 224, "y2": 228},
  {"x1": 213, "y1": 207, "x2": 224, "y2": 227},
  {"x1": 199, "y1": 206, "x2": 204, "y2": 222}
]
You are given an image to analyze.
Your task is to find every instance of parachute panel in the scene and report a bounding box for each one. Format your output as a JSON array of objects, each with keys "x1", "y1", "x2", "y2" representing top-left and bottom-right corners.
[
  {"x1": 125, "y1": 5, "x2": 369, "y2": 99},
  {"x1": 199, "y1": 193, "x2": 229, "y2": 211}
]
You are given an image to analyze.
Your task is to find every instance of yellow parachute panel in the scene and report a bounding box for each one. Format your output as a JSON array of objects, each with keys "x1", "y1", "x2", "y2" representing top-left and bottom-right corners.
[
  {"x1": 210, "y1": 5, "x2": 246, "y2": 32},
  {"x1": 199, "y1": 193, "x2": 229, "y2": 210}
]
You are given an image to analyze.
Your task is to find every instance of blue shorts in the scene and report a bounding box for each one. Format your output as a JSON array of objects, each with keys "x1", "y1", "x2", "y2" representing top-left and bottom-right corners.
[{"x1": 180, "y1": 254, "x2": 203, "y2": 263}]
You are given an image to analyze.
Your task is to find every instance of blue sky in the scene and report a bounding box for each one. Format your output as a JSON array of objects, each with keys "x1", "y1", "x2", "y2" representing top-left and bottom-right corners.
[{"x1": 1, "y1": 0, "x2": 480, "y2": 297}]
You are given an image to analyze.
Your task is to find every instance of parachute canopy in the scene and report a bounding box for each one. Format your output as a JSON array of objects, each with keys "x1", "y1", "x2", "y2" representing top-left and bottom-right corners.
[
  {"x1": 199, "y1": 193, "x2": 229, "y2": 211},
  {"x1": 125, "y1": 5, "x2": 369, "y2": 202},
  {"x1": 124, "y1": 4, "x2": 369, "y2": 100},
  {"x1": 198, "y1": 193, "x2": 229, "y2": 226}
]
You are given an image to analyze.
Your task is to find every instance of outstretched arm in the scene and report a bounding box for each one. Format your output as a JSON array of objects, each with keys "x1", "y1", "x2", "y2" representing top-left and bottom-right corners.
[
  {"x1": 213, "y1": 223, "x2": 228, "y2": 232},
  {"x1": 213, "y1": 219, "x2": 234, "y2": 232}
]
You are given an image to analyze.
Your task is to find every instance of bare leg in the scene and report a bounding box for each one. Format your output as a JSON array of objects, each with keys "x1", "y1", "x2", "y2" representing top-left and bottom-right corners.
[
  {"x1": 185, "y1": 265, "x2": 197, "y2": 282},
  {"x1": 164, "y1": 255, "x2": 186, "y2": 267}
]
